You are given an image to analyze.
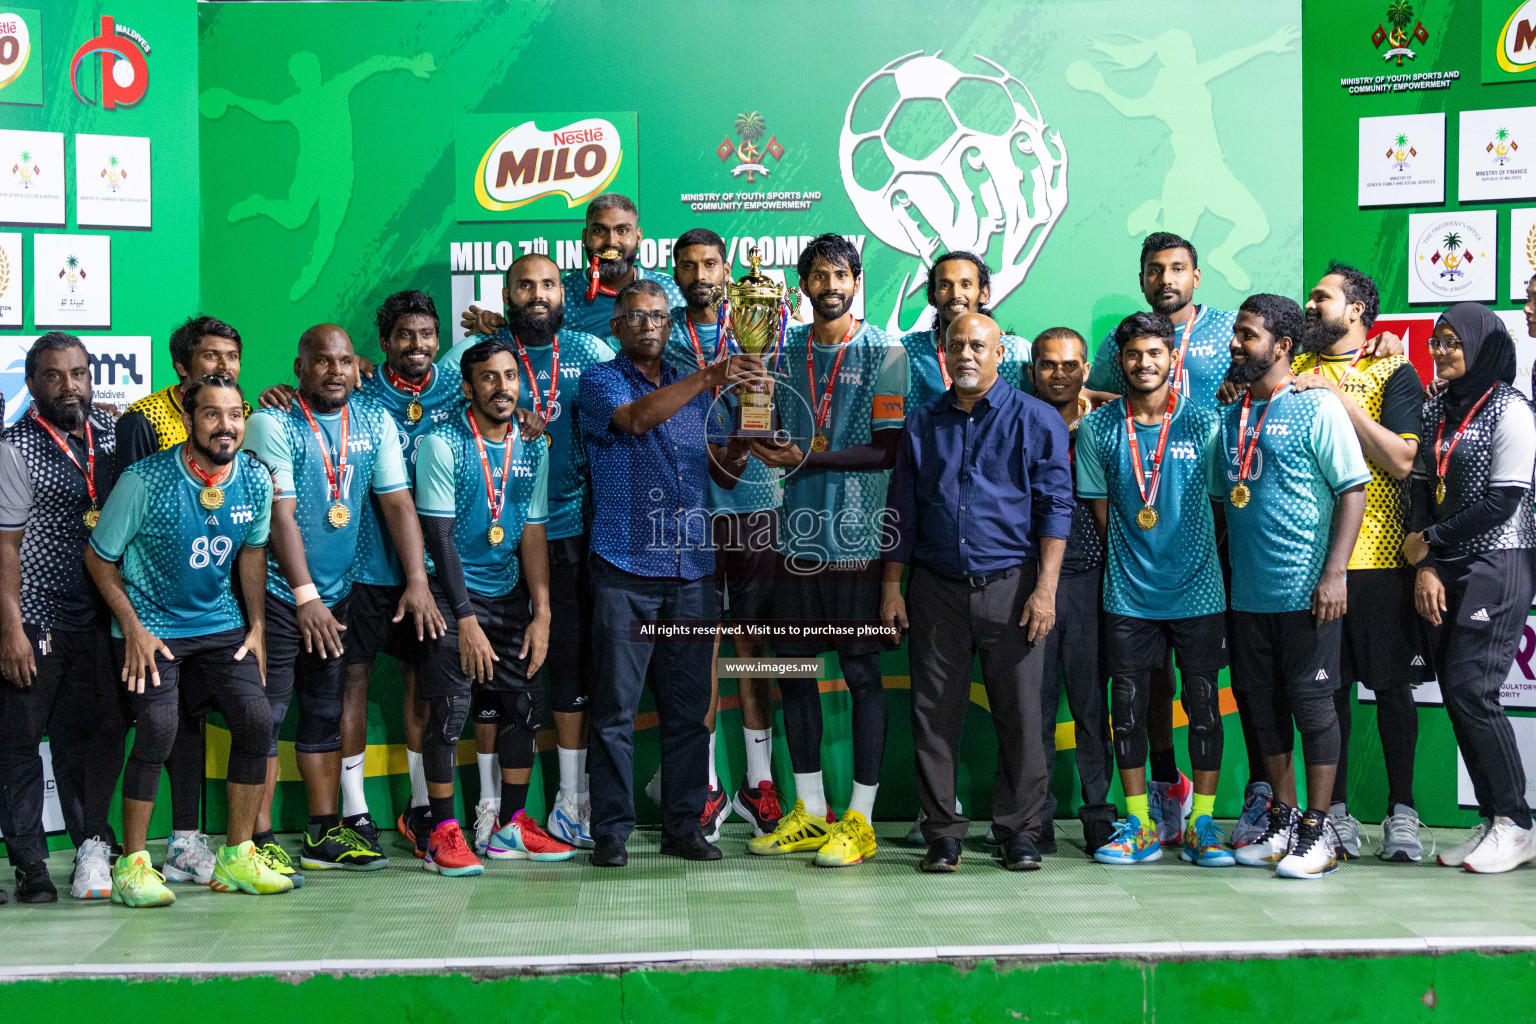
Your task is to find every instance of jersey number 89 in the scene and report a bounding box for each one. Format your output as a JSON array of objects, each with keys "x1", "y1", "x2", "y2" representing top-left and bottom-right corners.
[{"x1": 190, "y1": 535, "x2": 234, "y2": 569}]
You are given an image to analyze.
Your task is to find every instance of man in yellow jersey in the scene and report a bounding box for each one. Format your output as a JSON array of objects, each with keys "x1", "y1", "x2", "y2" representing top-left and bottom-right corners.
[{"x1": 1291, "y1": 261, "x2": 1428, "y2": 863}]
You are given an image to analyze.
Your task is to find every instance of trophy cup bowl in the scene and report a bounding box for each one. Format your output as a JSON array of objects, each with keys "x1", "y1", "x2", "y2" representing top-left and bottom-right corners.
[{"x1": 723, "y1": 247, "x2": 792, "y2": 438}]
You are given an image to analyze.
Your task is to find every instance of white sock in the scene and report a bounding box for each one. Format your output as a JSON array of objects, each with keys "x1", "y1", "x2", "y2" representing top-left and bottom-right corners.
[
  {"x1": 406, "y1": 749, "x2": 428, "y2": 808},
  {"x1": 707, "y1": 730, "x2": 720, "y2": 790},
  {"x1": 794, "y1": 771, "x2": 827, "y2": 818},
  {"x1": 1330, "y1": 801, "x2": 1348, "y2": 817},
  {"x1": 744, "y1": 727, "x2": 773, "y2": 788},
  {"x1": 339, "y1": 754, "x2": 368, "y2": 817},
  {"x1": 172, "y1": 829, "x2": 196, "y2": 841},
  {"x1": 849, "y1": 782, "x2": 879, "y2": 820},
  {"x1": 558, "y1": 746, "x2": 581, "y2": 804},
  {"x1": 477, "y1": 753, "x2": 501, "y2": 806}
]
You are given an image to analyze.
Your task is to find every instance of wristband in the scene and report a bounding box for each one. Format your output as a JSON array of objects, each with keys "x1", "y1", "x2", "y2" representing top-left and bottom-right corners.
[{"x1": 292, "y1": 584, "x2": 321, "y2": 606}]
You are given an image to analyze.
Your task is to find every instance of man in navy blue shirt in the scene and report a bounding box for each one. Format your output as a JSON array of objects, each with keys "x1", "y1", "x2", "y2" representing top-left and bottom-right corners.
[
  {"x1": 883, "y1": 313, "x2": 1073, "y2": 873},
  {"x1": 578, "y1": 279, "x2": 760, "y2": 867}
]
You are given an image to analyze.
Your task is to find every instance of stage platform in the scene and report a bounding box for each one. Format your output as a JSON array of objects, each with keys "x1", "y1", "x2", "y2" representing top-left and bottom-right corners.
[{"x1": 4, "y1": 820, "x2": 1536, "y2": 1021}]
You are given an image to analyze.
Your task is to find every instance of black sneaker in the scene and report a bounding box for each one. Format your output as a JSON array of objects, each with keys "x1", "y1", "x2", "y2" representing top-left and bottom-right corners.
[
  {"x1": 342, "y1": 813, "x2": 385, "y2": 856},
  {"x1": 300, "y1": 825, "x2": 390, "y2": 871},
  {"x1": 14, "y1": 860, "x2": 57, "y2": 903},
  {"x1": 1035, "y1": 820, "x2": 1058, "y2": 856}
]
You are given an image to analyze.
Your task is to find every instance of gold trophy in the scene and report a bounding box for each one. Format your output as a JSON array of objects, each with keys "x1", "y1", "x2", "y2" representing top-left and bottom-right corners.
[{"x1": 717, "y1": 246, "x2": 795, "y2": 437}]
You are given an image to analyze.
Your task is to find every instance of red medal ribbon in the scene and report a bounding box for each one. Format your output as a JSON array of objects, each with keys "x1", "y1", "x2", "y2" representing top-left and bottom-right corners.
[
  {"x1": 1435, "y1": 385, "x2": 1498, "y2": 481},
  {"x1": 294, "y1": 396, "x2": 349, "y2": 503},
  {"x1": 29, "y1": 410, "x2": 97, "y2": 505},
  {"x1": 807, "y1": 318, "x2": 858, "y2": 433},
  {"x1": 934, "y1": 329, "x2": 953, "y2": 390},
  {"x1": 466, "y1": 408, "x2": 515, "y2": 524},
  {"x1": 585, "y1": 257, "x2": 636, "y2": 301},
  {"x1": 1309, "y1": 348, "x2": 1367, "y2": 388},
  {"x1": 1235, "y1": 378, "x2": 1293, "y2": 483},
  {"x1": 1125, "y1": 388, "x2": 1180, "y2": 510},
  {"x1": 183, "y1": 443, "x2": 233, "y2": 489},
  {"x1": 384, "y1": 363, "x2": 432, "y2": 398},
  {"x1": 685, "y1": 315, "x2": 729, "y2": 370},
  {"x1": 511, "y1": 332, "x2": 560, "y2": 426},
  {"x1": 1170, "y1": 305, "x2": 1201, "y2": 397}
]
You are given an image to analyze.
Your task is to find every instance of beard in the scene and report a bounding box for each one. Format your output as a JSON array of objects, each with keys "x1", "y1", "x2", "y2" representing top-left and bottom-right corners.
[
  {"x1": 192, "y1": 431, "x2": 238, "y2": 467},
  {"x1": 1224, "y1": 349, "x2": 1274, "y2": 387},
  {"x1": 302, "y1": 386, "x2": 348, "y2": 414},
  {"x1": 809, "y1": 290, "x2": 854, "y2": 322},
  {"x1": 36, "y1": 393, "x2": 90, "y2": 432},
  {"x1": 1300, "y1": 313, "x2": 1349, "y2": 355},
  {"x1": 478, "y1": 392, "x2": 516, "y2": 424},
  {"x1": 683, "y1": 280, "x2": 722, "y2": 313},
  {"x1": 589, "y1": 244, "x2": 637, "y2": 280},
  {"x1": 1148, "y1": 287, "x2": 1192, "y2": 317},
  {"x1": 507, "y1": 300, "x2": 565, "y2": 346},
  {"x1": 1125, "y1": 366, "x2": 1171, "y2": 395}
]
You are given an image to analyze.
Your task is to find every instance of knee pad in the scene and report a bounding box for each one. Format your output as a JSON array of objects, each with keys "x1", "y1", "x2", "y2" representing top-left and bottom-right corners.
[
  {"x1": 495, "y1": 691, "x2": 539, "y2": 771},
  {"x1": 841, "y1": 654, "x2": 885, "y2": 697},
  {"x1": 294, "y1": 686, "x2": 343, "y2": 754},
  {"x1": 225, "y1": 696, "x2": 271, "y2": 788},
  {"x1": 1109, "y1": 675, "x2": 1144, "y2": 740},
  {"x1": 123, "y1": 702, "x2": 179, "y2": 801},
  {"x1": 547, "y1": 666, "x2": 588, "y2": 715},
  {"x1": 1293, "y1": 694, "x2": 1341, "y2": 765},
  {"x1": 426, "y1": 693, "x2": 472, "y2": 752},
  {"x1": 472, "y1": 687, "x2": 502, "y2": 725},
  {"x1": 1182, "y1": 674, "x2": 1221, "y2": 737},
  {"x1": 266, "y1": 696, "x2": 290, "y2": 758}
]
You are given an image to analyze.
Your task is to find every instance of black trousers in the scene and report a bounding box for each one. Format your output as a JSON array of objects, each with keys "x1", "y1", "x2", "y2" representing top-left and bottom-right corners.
[
  {"x1": 1037, "y1": 569, "x2": 1114, "y2": 825},
  {"x1": 909, "y1": 562, "x2": 1050, "y2": 844},
  {"x1": 0, "y1": 625, "x2": 125, "y2": 866},
  {"x1": 1432, "y1": 549, "x2": 1536, "y2": 829}
]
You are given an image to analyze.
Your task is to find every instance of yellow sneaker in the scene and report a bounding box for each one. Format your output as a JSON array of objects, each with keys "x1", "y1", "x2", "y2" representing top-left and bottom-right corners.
[
  {"x1": 111, "y1": 850, "x2": 175, "y2": 907},
  {"x1": 210, "y1": 840, "x2": 294, "y2": 895},
  {"x1": 815, "y1": 809, "x2": 877, "y2": 867},
  {"x1": 747, "y1": 799, "x2": 832, "y2": 855}
]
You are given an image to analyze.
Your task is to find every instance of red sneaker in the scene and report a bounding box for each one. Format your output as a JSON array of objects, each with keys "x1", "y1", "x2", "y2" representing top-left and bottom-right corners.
[
  {"x1": 700, "y1": 785, "x2": 730, "y2": 843},
  {"x1": 486, "y1": 810, "x2": 577, "y2": 861},
  {"x1": 424, "y1": 820, "x2": 483, "y2": 876},
  {"x1": 732, "y1": 781, "x2": 785, "y2": 837}
]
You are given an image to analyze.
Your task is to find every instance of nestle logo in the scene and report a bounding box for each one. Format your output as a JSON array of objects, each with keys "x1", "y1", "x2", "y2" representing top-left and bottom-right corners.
[
  {"x1": 552, "y1": 127, "x2": 603, "y2": 145},
  {"x1": 475, "y1": 116, "x2": 622, "y2": 212}
]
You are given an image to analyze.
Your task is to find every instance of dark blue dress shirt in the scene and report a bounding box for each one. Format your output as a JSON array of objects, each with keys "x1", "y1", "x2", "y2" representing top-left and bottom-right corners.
[
  {"x1": 578, "y1": 354, "x2": 716, "y2": 581},
  {"x1": 887, "y1": 377, "x2": 1074, "y2": 578}
]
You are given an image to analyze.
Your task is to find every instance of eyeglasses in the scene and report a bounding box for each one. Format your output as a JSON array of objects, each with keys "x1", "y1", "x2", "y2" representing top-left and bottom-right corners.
[
  {"x1": 1427, "y1": 337, "x2": 1463, "y2": 354},
  {"x1": 618, "y1": 311, "x2": 674, "y2": 329},
  {"x1": 197, "y1": 373, "x2": 236, "y2": 385}
]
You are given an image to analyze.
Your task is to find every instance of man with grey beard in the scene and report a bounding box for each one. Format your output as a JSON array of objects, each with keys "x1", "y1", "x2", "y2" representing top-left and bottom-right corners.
[{"x1": 883, "y1": 313, "x2": 1074, "y2": 873}]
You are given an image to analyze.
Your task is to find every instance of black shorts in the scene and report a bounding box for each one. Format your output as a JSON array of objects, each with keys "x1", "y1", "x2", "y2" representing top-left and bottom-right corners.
[
  {"x1": 1230, "y1": 609, "x2": 1343, "y2": 702},
  {"x1": 264, "y1": 591, "x2": 352, "y2": 706},
  {"x1": 421, "y1": 577, "x2": 535, "y2": 699},
  {"x1": 545, "y1": 534, "x2": 594, "y2": 714},
  {"x1": 713, "y1": 509, "x2": 778, "y2": 622},
  {"x1": 119, "y1": 628, "x2": 265, "y2": 717},
  {"x1": 343, "y1": 581, "x2": 424, "y2": 666},
  {"x1": 771, "y1": 555, "x2": 896, "y2": 657},
  {"x1": 1104, "y1": 611, "x2": 1228, "y2": 677},
  {"x1": 1342, "y1": 568, "x2": 1434, "y2": 690}
]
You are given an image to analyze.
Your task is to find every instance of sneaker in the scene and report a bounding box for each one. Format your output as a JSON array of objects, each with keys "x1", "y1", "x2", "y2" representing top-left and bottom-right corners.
[
  {"x1": 1276, "y1": 809, "x2": 1340, "y2": 879},
  {"x1": 644, "y1": 769, "x2": 662, "y2": 806},
  {"x1": 815, "y1": 810, "x2": 878, "y2": 867},
  {"x1": 301, "y1": 824, "x2": 389, "y2": 871},
  {"x1": 1438, "y1": 820, "x2": 1491, "y2": 868},
  {"x1": 748, "y1": 799, "x2": 833, "y2": 855},
  {"x1": 397, "y1": 806, "x2": 431, "y2": 859},
  {"x1": 110, "y1": 851, "x2": 175, "y2": 908},
  {"x1": 700, "y1": 784, "x2": 730, "y2": 844},
  {"x1": 424, "y1": 820, "x2": 483, "y2": 876},
  {"x1": 472, "y1": 800, "x2": 499, "y2": 856},
  {"x1": 1330, "y1": 806, "x2": 1362, "y2": 860},
  {"x1": 1157, "y1": 772, "x2": 1194, "y2": 844},
  {"x1": 1229, "y1": 781, "x2": 1273, "y2": 848},
  {"x1": 257, "y1": 842, "x2": 305, "y2": 888},
  {"x1": 1462, "y1": 816, "x2": 1536, "y2": 875},
  {"x1": 1379, "y1": 804, "x2": 1423, "y2": 863},
  {"x1": 1093, "y1": 817, "x2": 1162, "y2": 865},
  {"x1": 548, "y1": 794, "x2": 595, "y2": 849},
  {"x1": 210, "y1": 840, "x2": 294, "y2": 894},
  {"x1": 13, "y1": 860, "x2": 57, "y2": 903},
  {"x1": 162, "y1": 831, "x2": 217, "y2": 885},
  {"x1": 905, "y1": 810, "x2": 927, "y2": 847},
  {"x1": 1180, "y1": 815, "x2": 1235, "y2": 867},
  {"x1": 1235, "y1": 801, "x2": 1295, "y2": 867},
  {"x1": 731, "y1": 781, "x2": 784, "y2": 838},
  {"x1": 487, "y1": 810, "x2": 578, "y2": 861},
  {"x1": 70, "y1": 837, "x2": 113, "y2": 900},
  {"x1": 341, "y1": 813, "x2": 386, "y2": 857}
]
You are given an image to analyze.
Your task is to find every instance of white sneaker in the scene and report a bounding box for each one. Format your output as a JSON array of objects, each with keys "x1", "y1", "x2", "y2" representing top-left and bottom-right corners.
[
  {"x1": 70, "y1": 837, "x2": 112, "y2": 900},
  {"x1": 1438, "y1": 820, "x2": 1491, "y2": 868},
  {"x1": 162, "y1": 831, "x2": 217, "y2": 885},
  {"x1": 548, "y1": 794, "x2": 594, "y2": 849},
  {"x1": 1379, "y1": 804, "x2": 1423, "y2": 863},
  {"x1": 905, "y1": 798, "x2": 963, "y2": 846},
  {"x1": 1234, "y1": 802, "x2": 1296, "y2": 867},
  {"x1": 1329, "y1": 806, "x2": 1362, "y2": 860},
  {"x1": 1461, "y1": 817, "x2": 1536, "y2": 875},
  {"x1": 1276, "y1": 809, "x2": 1340, "y2": 879},
  {"x1": 472, "y1": 800, "x2": 499, "y2": 857},
  {"x1": 644, "y1": 770, "x2": 661, "y2": 806}
]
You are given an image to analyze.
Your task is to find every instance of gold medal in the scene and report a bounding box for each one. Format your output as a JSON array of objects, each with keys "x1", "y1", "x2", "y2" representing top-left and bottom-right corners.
[
  {"x1": 544, "y1": 432, "x2": 553, "y2": 448},
  {"x1": 1136, "y1": 506, "x2": 1159, "y2": 530},
  {"x1": 199, "y1": 485, "x2": 225, "y2": 510},
  {"x1": 488, "y1": 523, "x2": 506, "y2": 546},
  {"x1": 1435, "y1": 478, "x2": 1447, "y2": 505},
  {"x1": 407, "y1": 400, "x2": 424, "y2": 424},
  {"x1": 83, "y1": 505, "x2": 100, "y2": 529},
  {"x1": 1230, "y1": 483, "x2": 1250, "y2": 509},
  {"x1": 328, "y1": 502, "x2": 351, "y2": 528},
  {"x1": 811, "y1": 432, "x2": 830, "y2": 453}
]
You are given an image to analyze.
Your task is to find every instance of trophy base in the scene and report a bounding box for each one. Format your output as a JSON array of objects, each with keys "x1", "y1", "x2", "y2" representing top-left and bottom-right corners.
[{"x1": 734, "y1": 402, "x2": 775, "y2": 439}]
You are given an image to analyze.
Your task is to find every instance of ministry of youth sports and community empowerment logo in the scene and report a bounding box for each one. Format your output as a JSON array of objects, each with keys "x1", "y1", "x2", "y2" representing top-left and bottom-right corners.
[{"x1": 839, "y1": 51, "x2": 1068, "y2": 334}]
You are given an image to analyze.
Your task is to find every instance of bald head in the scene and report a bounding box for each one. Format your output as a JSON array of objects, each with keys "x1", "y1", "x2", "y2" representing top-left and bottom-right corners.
[
  {"x1": 943, "y1": 313, "x2": 1004, "y2": 396},
  {"x1": 295, "y1": 323, "x2": 355, "y2": 413},
  {"x1": 946, "y1": 313, "x2": 1001, "y2": 346}
]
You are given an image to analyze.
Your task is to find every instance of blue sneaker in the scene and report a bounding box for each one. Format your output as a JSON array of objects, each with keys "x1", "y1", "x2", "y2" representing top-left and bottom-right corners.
[
  {"x1": 1180, "y1": 814, "x2": 1236, "y2": 867},
  {"x1": 1229, "y1": 781, "x2": 1272, "y2": 849},
  {"x1": 486, "y1": 810, "x2": 578, "y2": 861},
  {"x1": 548, "y1": 795, "x2": 594, "y2": 849},
  {"x1": 1093, "y1": 816, "x2": 1163, "y2": 865}
]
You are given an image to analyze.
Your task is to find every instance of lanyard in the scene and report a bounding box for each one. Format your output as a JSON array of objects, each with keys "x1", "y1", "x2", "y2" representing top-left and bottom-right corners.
[
  {"x1": 586, "y1": 258, "x2": 639, "y2": 301},
  {"x1": 29, "y1": 410, "x2": 97, "y2": 506},
  {"x1": 1125, "y1": 389, "x2": 1179, "y2": 510},
  {"x1": 465, "y1": 408, "x2": 514, "y2": 524},
  {"x1": 685, "y1": 315, "x2": 729, "y2": 370},
  {"x1": 384, "y1": 363, "x2": 431, "y2": 398},
  {"x1": 512, "y1": 332, "x2": 560, "y2": 425},
  {"x1": 1435, "y1": 385, "x2": 1498, "y2": 480},
  {"x1": 1170, "y1": 305, "x2": 1201, "y2": 395},
  {"x1": 934, "y1": 329, "x2": 953, "y2": 389},
  {"x1": 294, "y1": 396, "x2": 348, "y2": 503},
  {"x1": 1309, "y1": 348, "x2": 1367, "y2": 388},
  {"x1": 183, "y1": 445, "x2": 233, "y2": 491},
  {"x1": 807, "y1": 318, "x2": 857, "y2": 431},
  {"x1": 1235, "y1": 378, "x2": 1293, "y2": 483}
]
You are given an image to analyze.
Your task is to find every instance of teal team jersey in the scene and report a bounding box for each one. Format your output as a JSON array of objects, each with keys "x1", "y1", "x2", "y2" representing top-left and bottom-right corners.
[
  {"x1": 1210, "y1": 385, "x2": 1371, "y2": 614},
  {"x1": 560, "y1": 267, "x2": 684, "y2": 340},
  {"x1": 776, "y1": 321, "x2": 909, "y2": 563},
  {"x1": 660, "y1": 307, "x2": 782, "y2": 516},
  {"x1": 1085, "y1": 305, "x2": 1237, "y2": 408},
  {"x1": 89, "y1": 446, "x2": 273, "y2": 639},
  {"x1": 415, "y1": 411, "x2": 549, "y2": 598},
  {"x1": 456, "y1": 327, "x2": 614, "y2": 540},
  {"x1": 1075, "y1": 397, "x2": 1225, "y2": 620},
  {"x1": 352, "y1": 364, "x2": 466, "y2": 586},
  {"x1": 244, "y1": 395, "x2": 409, "y2": 607},
  {"x1": 901, "y1": 327, "x2": 1033, "y2": 411}
]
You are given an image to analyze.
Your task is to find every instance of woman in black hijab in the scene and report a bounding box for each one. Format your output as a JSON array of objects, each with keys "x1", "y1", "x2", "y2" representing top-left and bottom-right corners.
[{"x1": 1401, "y1": 301, "x2": 1536, "y2": 874}]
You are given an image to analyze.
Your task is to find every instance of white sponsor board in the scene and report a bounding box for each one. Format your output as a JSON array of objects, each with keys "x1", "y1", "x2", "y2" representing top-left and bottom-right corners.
[
  {"x1": 0, "y1": 334, "x2": 152, "y2": 426},
  {"x1": 32, "y1": 233, "x2": 111, "y2": 328},
  {"x1": 75, "y1": 133, "x2": 152, "y2": 229},
  {"x1": 1358, "y1": 112, "x2": 1444, "y2": 207},
  {"x1": 1459, "y1": 106, "x2": 1536, "y2": 202},
  {"x1": 0, "y1": 129, "x2": 64, "y2": 225}
]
